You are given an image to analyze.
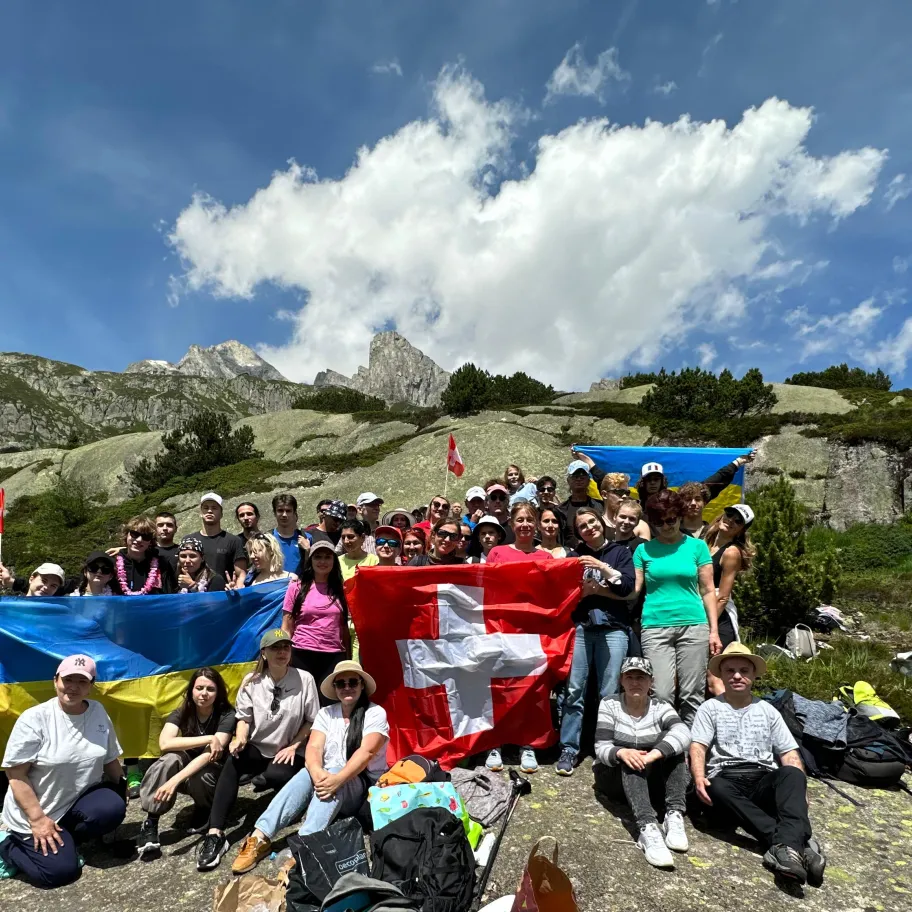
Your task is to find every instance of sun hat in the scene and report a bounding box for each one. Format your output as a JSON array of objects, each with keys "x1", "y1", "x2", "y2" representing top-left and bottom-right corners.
[
  {"x1": 381, "y1": 508, "x2": 414, "y2": 528},
  {"x1": 356, "y1": 492, "x2": 384, "y2": 507},
  {"x1": 373, "y1": 524, "x2": 403, "y2": 543},
  {"x1": 82, "y1": 551, "x2": 115, "y2": 572},
  {"x1": 259, "y1": 628, "x2": 292, "y2": 650},
  {"x1": 708, "y1": 642, "x2": 768, "y2": 678},
  {"x1": 724, "y1": 504, "x2": 755, "y2": 527},
  {"x1": 57, "y1": 654, "x2": 96, "y2": 680},
  {"x1": 320, "y1": 660, "x2": 377, "y2": 701},
  {"x1": 465, "y1": 486, "x2": 487, "y2": 502},
  {"x1": 33, "y1": 562, "x2": 66, "y2": 583},
  {"x1": 200, "y1": 492, "x2": 223, "y2": 506},
  {"x1": 640, "y1": 462, "x2": 664, "y2": 477},
  {"x1": 473, "y1": 515, "x2": 507, "y2": 543},
  {"x1": 177, "y1": 537, "x2": 205, "y2": 554},
  {"x1": 566, "y1": 460, "x2": 591, "y2": 477},
  {"x1": 323, "y1": 500, "x2": 348, "y2": 521},
  {"x1": 620, "y1": 656, "x2": 654, "y2": 677}
]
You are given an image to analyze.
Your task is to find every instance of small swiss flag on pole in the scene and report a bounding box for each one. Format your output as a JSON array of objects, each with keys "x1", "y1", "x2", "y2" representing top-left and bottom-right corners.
[{"x1": 446, "y1": 434, "x2": 465, "y2": 478}]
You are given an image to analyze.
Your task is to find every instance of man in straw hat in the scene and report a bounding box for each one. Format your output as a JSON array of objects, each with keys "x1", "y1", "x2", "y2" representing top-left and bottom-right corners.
[{"x1": 689, "y1": 643, "x2": 826, "y2": 887}]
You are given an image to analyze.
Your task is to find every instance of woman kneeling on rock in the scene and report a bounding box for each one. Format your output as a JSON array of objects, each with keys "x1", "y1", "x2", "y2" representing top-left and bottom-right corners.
[
  {"x1": 594, "y1": 656, "x2": 691, "y2": 870},
  {"x1": 231, "y1": 661, "x2": 389, "y2": 874}
]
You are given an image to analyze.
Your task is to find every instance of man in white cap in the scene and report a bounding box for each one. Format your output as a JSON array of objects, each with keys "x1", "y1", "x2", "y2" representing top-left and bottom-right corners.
[
  {"x1": 356, "y1": 492, "x2": 384, "y2": 554},
  {"x1": 198, "y1": 492, "x2": 248, "y2": 588},
  {"x1": 464, "y1": 486, "x2": 487, "y2": 526},
  {"x1": 690, "y1": 643, "x2": 825, "y2": 887},
  {"x1": 559, "y1": 460, "x2": 603, "y2": 548},
  {"x1": 0, "y1": 562, "x2": 69, "y2": 597}
]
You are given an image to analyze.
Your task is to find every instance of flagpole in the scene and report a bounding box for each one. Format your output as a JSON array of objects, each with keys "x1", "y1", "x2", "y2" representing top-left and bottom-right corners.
[{"x1": 443, "y1": 445, "x2": 450, "y2": 500}]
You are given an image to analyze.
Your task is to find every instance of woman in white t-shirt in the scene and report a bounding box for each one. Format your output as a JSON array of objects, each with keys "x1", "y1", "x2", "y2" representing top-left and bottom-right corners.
[
  {"x1": 230, "y1": 661, "x2": 389, "y2": 874},
  {"x1": 0, "y1": 654, "x2": 125, "y2": 888}
]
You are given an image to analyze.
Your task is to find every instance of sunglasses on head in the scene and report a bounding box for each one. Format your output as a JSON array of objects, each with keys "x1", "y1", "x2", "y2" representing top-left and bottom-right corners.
[
  {"x1": 435, "y1": 529, "x2": 463, "y2": 540},
  {"x1": 488, "y1": 492, "x2": 507, "y2": 501},
  {"x1": 128, "y1": 530, "x2": 154, "y2": 542},
  {"x1": 252, "y1": 533, "x2": 271, "y2": 541},
  {"x1": 333, "y1": 677, "x2": 362, "y2": 690},
  {"x1": 375, "y1": 538, "x2": 401, "y2": 548},
  {"x1": 87, "y1": 563, "x2": 113, "y2": 574}
]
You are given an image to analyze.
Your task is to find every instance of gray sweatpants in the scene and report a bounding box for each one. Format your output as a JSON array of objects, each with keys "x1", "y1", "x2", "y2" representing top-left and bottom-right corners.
[
  {"x1": 139, "y1": 751, "x2": 220, "y2": 816},
  {"x1": 640, "y1": 624, "x2": 709, "y2": 726}
]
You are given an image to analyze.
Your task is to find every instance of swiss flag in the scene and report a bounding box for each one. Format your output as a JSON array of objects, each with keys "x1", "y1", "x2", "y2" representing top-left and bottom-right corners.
[
  {"x1": 446, "y1": 434, "x2": 465, "y2": 478},
  {"x1": 349, "y1": 561, "x2": 581, "y2": 769}
]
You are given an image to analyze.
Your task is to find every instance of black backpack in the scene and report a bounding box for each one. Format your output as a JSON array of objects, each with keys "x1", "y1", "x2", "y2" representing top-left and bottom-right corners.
[
  {"x1": 286, "y1": 817, "x2": 370, "y2": 912},
  {"x1": 369, "y1": 807, "x2": 476, "y2": 912}
]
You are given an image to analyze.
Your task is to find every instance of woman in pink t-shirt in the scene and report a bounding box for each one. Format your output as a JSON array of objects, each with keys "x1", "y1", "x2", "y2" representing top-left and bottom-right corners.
[
  {"x1": 484, "y1": 501, "x2": 553, "y2": 776},
  {"x1": 281, "y1": 541, "x2": 349, "y2": 705}
]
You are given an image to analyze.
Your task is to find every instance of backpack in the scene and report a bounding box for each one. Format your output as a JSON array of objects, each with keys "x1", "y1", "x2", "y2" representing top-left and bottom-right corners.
[
  {"x1": 369, "y1": 807, "x2": 476, "y2": 912},
  {"x1": 286, "y1": 818, "x2": 370, "y2": 912},
  {"x1": 376, "y1": 755, "x2": 449, "y2": 788},
  {"x1": 784, "y1": 624, "x2": 818, "y2": 660},
  {"x1": 838, "y1": 681, "x2": 901, "y2": 728},
  {"x1": 320, "y1": 872, "x2": 418, "y2": 911}
]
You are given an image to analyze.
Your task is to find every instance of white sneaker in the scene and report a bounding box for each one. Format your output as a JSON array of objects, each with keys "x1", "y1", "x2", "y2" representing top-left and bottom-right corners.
[
  {"x1": 637, "y1": 823, "x2": 675, "y2": 869},
  {"x1": 485, "y1": 748, "x2": 503, "y2": 771},
  {"x1": 519, "y1": 748, "x2": 538, "y2": 773},
  {"x1": 662, "y1": 811, "x2": 689, "y2": 852}
]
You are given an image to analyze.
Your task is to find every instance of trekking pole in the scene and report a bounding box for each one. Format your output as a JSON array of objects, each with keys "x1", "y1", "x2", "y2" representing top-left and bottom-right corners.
[{"x1": 472, "y1": 769, "x2": 532, "y2": 911}]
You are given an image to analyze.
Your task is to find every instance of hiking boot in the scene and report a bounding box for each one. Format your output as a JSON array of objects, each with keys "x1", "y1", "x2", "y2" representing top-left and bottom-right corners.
[
  {"x1": 197, "y1": 833, "x2": 229, "y2": 871},
  {"x1": 662, "y1": 811, "x2": 689, "y2": 852},
  {"x1": 762, "y1": 844, "x2": 807, "y2": 884},
  {"x1": 485, "y1": 749, "x2": 503, "y2": 772},
  {"x1": 803, "y1": 836, "x2": 826, "y2": 887},
  {"x1": 637, "y1": 823, "x2": 674, "y2": 869},
  {"x1": 135, "y1": 817, "x2": 160, "y2": 860},
  {"x1": 519, "y1": 748, "x2": 538, "y2": 774},
  {"x1": 126, "y1": 768, "x2": 143, "y2": 800},
  {"x1": 555, "y1": 749, "x2": 576, "y2": 777},
  {"x1": 232, "y1": 835, "x2": 272, "y2": 874}
]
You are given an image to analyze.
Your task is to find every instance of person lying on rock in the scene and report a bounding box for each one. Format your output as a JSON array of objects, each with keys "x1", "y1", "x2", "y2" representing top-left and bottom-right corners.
[{"x1": 690, "y1": 643, "x2": 826, "y2": 887}]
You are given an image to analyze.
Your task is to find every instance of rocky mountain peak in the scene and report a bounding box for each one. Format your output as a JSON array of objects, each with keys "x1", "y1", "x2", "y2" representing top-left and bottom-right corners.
[
  {"x1": 126, "y1": 341, "x2": 287, "y2": 382},
  {"x1": 314, "y1": 331, "x2": 451, "y2": 407}
]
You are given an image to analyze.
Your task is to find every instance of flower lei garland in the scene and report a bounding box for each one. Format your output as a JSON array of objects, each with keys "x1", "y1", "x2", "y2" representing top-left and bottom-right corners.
[
  {"x1": 116, "y1": 554, "x2": 160, "y2": 595},
  {"x1": 179, "y1": 571, "x2": 209, "y2": 595}
]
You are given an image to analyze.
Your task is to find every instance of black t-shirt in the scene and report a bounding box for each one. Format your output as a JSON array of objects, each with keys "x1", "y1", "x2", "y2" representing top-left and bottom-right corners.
[
  {"x1": 558, "y1": 497, "x2": 604, "y2": 548},
  {"x1": 198, "y1": 530, "x2": 247, "y2": 579},
  {"x1": 157, "y1": 543, "x2": 179, "y2": 575},
  {"x1": 164, "y1": 707, "x2": 236, "y2": 758},
  {"x1": 111, "y1": 554, "x2": 178, "y2": 594}
]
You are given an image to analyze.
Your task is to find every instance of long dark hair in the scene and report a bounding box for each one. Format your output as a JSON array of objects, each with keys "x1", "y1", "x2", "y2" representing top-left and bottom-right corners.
[
  {"x1": 174, "y1": 667, "x2": 231, "y2": 736},
  {"x1": 344, "y1": 689, "x2": 372, "y2": 760},
  {"x1": 293, "y1": 548, "x2": 349, "y2": 624},
  {"x1": 539, "y1": 506, "x2": 567, "y2": 546}
]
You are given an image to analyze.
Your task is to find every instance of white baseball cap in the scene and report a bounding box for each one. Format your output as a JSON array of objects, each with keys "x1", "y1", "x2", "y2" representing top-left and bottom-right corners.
[
  {"x1": 641, "y1": 462, "x2": 664, "y2": 477},
  {"x1": 200, "y1": 492, "x2": 223, "y2": 507},
  {"x1": 356, "y1": 492, "x2": 384, "y2": 507},
  {"x1": 33, "y1": 563, "x2": 66, "y2": 583},
  {"x1": 724, "y1": 504, "x2": 755, "y2": 527},
  {"x1": 465, "y1": 486, "x2": 487, "y2": 502}
]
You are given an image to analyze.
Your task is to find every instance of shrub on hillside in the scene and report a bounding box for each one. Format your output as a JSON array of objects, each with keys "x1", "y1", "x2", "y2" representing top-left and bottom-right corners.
[
  {"x1": 292, "y1": 386, "x2": 388, "y2": 414},
  {"x1": 785, "y1": 363, "x2": 891, "y2": 391},
  {"x1": 641, "y1": 367, "x2": 777, "y2": 423},
  {"x1": 735, "y1": 478, "x2": 839, "y2": 636},
  {"x1": 620, "y1": 372, "x2": 660, "y2": 389},
  {"x1": 807, "y1": 521, "x2": 912, "y2": 574},
  {"x1": 128, "y1": 410, "x2": 263, "y2": 495},
  {"x1": 441, "y1": 363, "x2": 554, "y2": 416}
]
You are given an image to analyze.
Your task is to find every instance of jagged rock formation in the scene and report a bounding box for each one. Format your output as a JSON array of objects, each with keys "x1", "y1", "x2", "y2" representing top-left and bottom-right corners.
[
  {"x1": 589, "y1": 377, "x2": 621, "y2": 392},
  {"x1": 0, "y1": 352, "x2": 306, "y2": 449},
  {"x1": 314, "y1": 332, "x2": 451, "y2": 407},
  {"x1": 126, "y1": 341, "x2": 287, "y2": 382}
]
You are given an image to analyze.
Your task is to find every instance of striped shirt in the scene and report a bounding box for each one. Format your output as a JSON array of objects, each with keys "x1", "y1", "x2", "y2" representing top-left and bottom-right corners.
[{"x1": 594, "y1": 695, "x2": 691, "y2": 767}]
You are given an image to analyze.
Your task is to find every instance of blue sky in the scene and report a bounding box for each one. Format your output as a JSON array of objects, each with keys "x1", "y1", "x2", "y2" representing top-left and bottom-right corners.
[{"x1": 2, "y1": 0, "x2": 911, "y2": 389}]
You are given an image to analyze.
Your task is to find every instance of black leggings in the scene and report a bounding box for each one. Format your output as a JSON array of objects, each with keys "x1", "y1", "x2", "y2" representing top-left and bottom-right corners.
[
  {"x1": 291, "y1": 647, "x2": 346, "y2": 706},
  {"x1": 208, "y1": 742, "x2": 305, "y2": 832}
]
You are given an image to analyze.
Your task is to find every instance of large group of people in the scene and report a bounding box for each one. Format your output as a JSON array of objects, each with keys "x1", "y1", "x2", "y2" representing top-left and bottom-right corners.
[{"x1": 1, "y1": 449, "x2": 829, "y2": 889}]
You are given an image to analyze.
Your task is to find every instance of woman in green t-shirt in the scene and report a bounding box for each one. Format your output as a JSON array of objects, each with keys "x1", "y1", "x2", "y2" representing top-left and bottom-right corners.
[{"x1": 633, "y1": 490, "x2": 721, "y2": 725}]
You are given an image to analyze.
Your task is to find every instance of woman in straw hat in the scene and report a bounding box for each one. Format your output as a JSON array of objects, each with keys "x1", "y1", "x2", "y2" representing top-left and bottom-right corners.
[{"x1": 231, "y1": 661, "x2": 389, "y2": 874}]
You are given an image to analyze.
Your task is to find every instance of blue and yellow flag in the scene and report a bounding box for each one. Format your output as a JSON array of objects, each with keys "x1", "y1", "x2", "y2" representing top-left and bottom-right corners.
[
  {"x1": 0, "y1": 583, "x2": 287, "y2": 757},
  {"x1": 575, "y1": 444, "x2": 750, "y2": 521}
]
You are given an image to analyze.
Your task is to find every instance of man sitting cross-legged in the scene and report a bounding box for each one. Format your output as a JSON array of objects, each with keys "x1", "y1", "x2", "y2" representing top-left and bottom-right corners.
[{"x1": 689, "y1": 643, "x2": 826, "y2": 887}]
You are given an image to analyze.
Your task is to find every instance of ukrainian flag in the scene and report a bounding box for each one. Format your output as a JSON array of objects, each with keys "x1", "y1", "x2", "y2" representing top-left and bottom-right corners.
[
  {"x1": 576, "y1": 445, "x2": 750, "y2": 521},
  {"x1": 0, "y1": 583, "x2": 287, "y2": 757}
]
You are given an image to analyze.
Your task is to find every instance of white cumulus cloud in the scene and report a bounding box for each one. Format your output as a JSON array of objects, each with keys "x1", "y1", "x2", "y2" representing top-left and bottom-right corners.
[
  {"x1": 791, "y1": 297, "x2": 884, "y2": 358},
  {"x1": 884, "y1": 174, "x2": 910, "y2": 210},
  {"x1": 866, "y1": 319, "x2": 912, "y2": 374},
  {"x1": 168, "y1": 65, "x2": 886, "y2": 390},
  {"x1": 544, "y1": 43, "x2": 630, "y2": 104},
  {"x1": 371, "y1": 59, "x2": 403, "y2": 77},
  {"x1": 696, "y1": 342, "x2": 717, "y2": 368}
]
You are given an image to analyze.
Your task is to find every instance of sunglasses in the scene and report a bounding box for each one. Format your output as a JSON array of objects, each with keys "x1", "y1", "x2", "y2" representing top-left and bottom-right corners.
[
  {"x1": 270, "y1": 686, "x2": 282, "y2": 714},
  {"x1": 539, "y1": 485, "x2": 555, "y2": 494},
  {"x1": 488, "y1": 492, "x2": 507, "y2": 501},
  {"x1": 606, "y1": 488, "x2": 629, "y2": 496},
  {"x1": 657, "y1": 516, "x2": 679, "y2": 526},
  {"x1": 333, "y1": 677, "x2": 362, "y2": 690},
  {"x1": 128, "y1": 530, "x2": 154, "y2": 542},
  {"x1": 375, "y1": 538, "x2": 401, "y2": 548},
  {"x1": 431, "y1": 501, "x2": 449, "y2": 510},
  {"x1": 435, "y1": 529, "x2": 463, "y2": 540},
  {"x1": 252, "y1": 533, "x2": 271, "y2": 541},
  {"x1": 87, "y1": 563, "x2": 113, "y2": 574},
  {"x1": 724, "y1": 511, "x2": 746, "y2": 524}
]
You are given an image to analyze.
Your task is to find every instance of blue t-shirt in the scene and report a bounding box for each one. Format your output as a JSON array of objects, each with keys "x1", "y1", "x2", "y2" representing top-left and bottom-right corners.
[{"x1": 272, "y1": 528, "x2": 304, "y2": 575}]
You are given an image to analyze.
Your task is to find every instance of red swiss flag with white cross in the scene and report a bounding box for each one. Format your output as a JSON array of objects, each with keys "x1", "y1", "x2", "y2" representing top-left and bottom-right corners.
[{"x1": 348, "y1": 561, "x2": 581, "y2": 769}]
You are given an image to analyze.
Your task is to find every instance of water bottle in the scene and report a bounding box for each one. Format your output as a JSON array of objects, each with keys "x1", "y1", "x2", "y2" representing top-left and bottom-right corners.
[{"x1": 474, "y1": 832, "x2": 497, "y2": 868}]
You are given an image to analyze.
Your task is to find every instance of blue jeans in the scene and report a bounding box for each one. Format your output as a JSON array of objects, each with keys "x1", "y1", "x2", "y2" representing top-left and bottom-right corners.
[
  {"x1": 559, "y1": 624, "x2": 628, "y2": 755},
  {"x1": 255, "y1": 766, "x2": 366, "y2": 839}
]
